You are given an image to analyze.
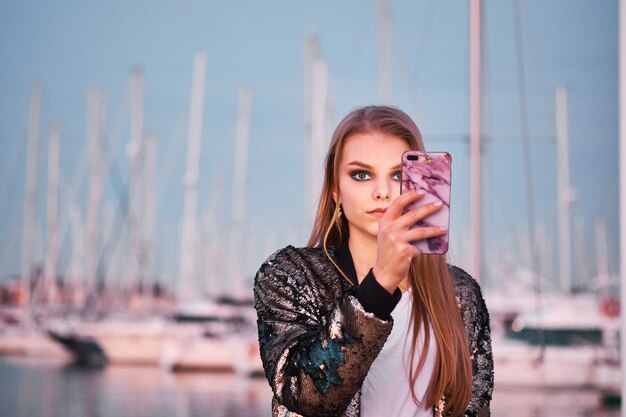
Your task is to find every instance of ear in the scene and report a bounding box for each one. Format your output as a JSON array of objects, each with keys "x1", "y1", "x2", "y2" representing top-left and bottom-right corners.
[{"x1": 332, "y1": 190, "x2": 338, "y2": 205}]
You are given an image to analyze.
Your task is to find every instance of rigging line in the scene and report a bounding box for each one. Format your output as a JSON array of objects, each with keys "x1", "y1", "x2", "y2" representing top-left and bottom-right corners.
[
  {"x1": 390, "y1": 19, "x2": 421, "y2": 121},
  {"x1": 42, "y1": 90, "x2": 107, "y2": 288},
  {"x1": 53, "y1": 129, "x2": 90, "y2": 281},
  {"x1": 96, "y1": 118, "x2": 157, "y2": 291},
  {"x1": 67, "y1": 83, "x2": 131, "y2": 293},
  {"x1": 0, "y1": 125, "x2": 30, "y2": 279},
  {"x1": 95, "y1": 129, "x2": 130, "y2": 289},
  {"x1": 386, "y1": 1, "x2": 437, "y2": 119},
  {"x1": 0, "y1": 126, "x2": 24, "y2": 214},
  {"x1": 95, "y1": 87, "x2": 130, "y2": 287},
  {"x1": 0, "y1": 208, "x2": 22, "y2": 279},
  {"x1": 484, "y1": 152, "x2": 519, "y2": 257},
  {"x1": 111, "y1": 126, "x2": 161, "y2": 287},
  {"x1": 513, "y1": 0, "x2": 545, "y2": 363},
  {"x1": 405, "y1": 0, "x2": 437, "y2": 97},
  {"x1": 521, "y1": 0, "x2": 553, "y2": 130},
  {"x1": 153, "y1": 112, "x2": 186, "y2": 207},
  {"x1": 55, "y1": 88, "x2": 127, "y2": 290},
  {"x1": 513, "y1": 0, "x2": 538, "y2": 275}
]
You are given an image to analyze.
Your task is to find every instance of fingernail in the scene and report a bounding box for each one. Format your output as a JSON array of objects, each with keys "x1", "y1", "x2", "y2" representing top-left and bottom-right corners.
[
  {"x1": 433, "y1": 201, "x2": 443, "y2": 207},
  {"x1": 415, "y1": 190, "x2": 425, "y2": 196}
]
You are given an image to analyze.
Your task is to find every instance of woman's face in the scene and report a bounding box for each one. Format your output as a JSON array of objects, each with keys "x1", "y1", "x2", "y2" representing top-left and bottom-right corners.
[{"x1": 334, "y1": 131, "x2": 411, "y2": 243}]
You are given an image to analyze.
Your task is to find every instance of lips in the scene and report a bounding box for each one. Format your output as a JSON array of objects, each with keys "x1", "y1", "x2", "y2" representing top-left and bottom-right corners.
[{"x1": 368, "y1": 208, "x2": 387, "y2": 217}]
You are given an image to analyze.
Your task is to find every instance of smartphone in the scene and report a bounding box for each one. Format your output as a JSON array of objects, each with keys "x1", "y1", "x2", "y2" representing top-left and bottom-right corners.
[{"x1": 400, "y1": 150, "x2": 451, "y2": 255}]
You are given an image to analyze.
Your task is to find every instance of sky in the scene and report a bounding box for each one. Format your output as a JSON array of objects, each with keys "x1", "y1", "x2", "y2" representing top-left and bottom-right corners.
[{"x1": 0, "y1": 1, "x2": 619, "y2": 295}]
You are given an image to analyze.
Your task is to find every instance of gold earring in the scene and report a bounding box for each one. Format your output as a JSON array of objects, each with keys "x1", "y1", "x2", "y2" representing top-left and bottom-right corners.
[{"x1": 336, "y1": 205, "x2": 342, "y2": 230}]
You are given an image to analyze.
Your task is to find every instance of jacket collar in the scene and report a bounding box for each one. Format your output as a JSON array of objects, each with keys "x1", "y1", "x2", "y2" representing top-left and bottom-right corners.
[{"x1": 332, "y1": 242, "x2": 358, "y2": 286}]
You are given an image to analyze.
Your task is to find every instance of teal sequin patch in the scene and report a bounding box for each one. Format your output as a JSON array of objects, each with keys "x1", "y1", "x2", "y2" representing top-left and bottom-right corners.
[
  {"x1": 259, "y1": 311, "x2": 359, "y2": 395},
  {"x1": 293, "y1": 334, "x2": 354, "y2": 394}
]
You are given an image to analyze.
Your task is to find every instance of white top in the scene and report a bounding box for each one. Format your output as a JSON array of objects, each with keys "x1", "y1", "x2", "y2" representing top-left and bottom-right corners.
[{"x1": 361, "y1": 289, "x2": 437, "y2": 417}]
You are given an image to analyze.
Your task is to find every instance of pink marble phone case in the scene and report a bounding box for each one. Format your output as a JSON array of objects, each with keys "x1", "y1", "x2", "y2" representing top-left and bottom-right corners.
[{"x1": 400, "y1": 151, "x2": 451, "y2": 254}]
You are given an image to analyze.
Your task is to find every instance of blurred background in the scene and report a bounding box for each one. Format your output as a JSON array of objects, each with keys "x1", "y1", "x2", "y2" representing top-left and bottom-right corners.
[{"x1": 0, "y1": 1, "x2": 621, "y2": 416}]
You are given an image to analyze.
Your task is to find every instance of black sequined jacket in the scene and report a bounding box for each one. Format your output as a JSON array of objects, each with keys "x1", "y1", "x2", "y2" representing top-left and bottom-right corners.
[{"x1": 253, "y1": 245, "x2": 493, "y2": 417}]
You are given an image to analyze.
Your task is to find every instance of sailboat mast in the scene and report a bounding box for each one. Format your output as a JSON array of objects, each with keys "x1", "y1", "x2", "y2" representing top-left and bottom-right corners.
[
  {"x1": 86, "y1": 90, "x2": 106, "y2": 296},
  {"x1": 128, "y1": 68, "x2": 144, "y2": 293},
  {"x1": 594, "y1": 217, "x2": 609, "y2": 295},
  {"x1": 228, "y1": 85, "x2": 253, "y2": 296},
  {"x1": 310, "y1": 55, "x2": 327, "y2": 227},
  {"x1": 43, "y1": 121, "x2": 60, "y2": 304},
  {"x1": 573, "y1": 216, "x2": 589, "y2": 288},
  {"x1": 68, "y1": 201, "x2": 85, "y2": 305},
  {"x1": 143, "y1": 130, "x2": 157, "y2": 294},
  {"x1": 304, "y1": 35, "x2": 324, "y2": 227},
  {"x1": 204, "y1": 180, "x2": 223, "y2": 297},
  {"x1": 179, "y1": 51, "x2": 208, "y2": 301},
  {"x1": 20, "y1": 83, "x2": 43, "y2": 304},
  {"x1": 555, "y1": 86, "x2": 572, "y2": 293},
  {"x1": 376, "y1": 0, "x2": 392, "y2": 104},
  {"x1": 469, "y1": 0, "x2": 482, "y2": 282},
  {"x1": 618, "y1": 0, "x2": 626, "y2": 409}
]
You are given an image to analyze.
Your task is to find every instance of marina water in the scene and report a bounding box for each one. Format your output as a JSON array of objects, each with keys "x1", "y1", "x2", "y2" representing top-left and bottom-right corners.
[{"x1": 0, "y1": 356, "x2": 619, "y2": 417}]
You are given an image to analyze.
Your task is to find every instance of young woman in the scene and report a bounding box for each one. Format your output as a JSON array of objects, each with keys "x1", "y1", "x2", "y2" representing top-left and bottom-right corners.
[{"x1": 254, "y1": 106, "x2": 493, "y2": 417}]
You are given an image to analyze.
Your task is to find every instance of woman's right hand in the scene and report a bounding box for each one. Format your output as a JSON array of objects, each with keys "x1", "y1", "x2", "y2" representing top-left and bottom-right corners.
[{"x1": 372, "y1": 190, "x2": 446, "y2": 294}]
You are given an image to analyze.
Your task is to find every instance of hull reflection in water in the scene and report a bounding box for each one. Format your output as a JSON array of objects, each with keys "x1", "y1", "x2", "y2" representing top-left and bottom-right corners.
[
  {"x1": 44, "y1": 300, "x2": 265, "y2": 374},
  {"x1": 492, "y1": 386, "x2": 619, "y2": 417},
  {"x1": 1, "y1": 357, "x2": 620, "y2": 417},
  {"x1": 0, "y1": 357, "x2": 272, "y2": 417}
]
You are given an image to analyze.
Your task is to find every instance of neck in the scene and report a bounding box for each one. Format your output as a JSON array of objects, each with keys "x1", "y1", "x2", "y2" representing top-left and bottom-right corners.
[{"x1": 348, "y1": 235, "x2": 377, "y2": 284}]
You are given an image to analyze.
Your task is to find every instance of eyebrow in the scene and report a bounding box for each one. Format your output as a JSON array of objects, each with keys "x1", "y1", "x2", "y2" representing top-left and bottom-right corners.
[{"x1": 346, "y1": 161, "x2": 402, "y2": 171}]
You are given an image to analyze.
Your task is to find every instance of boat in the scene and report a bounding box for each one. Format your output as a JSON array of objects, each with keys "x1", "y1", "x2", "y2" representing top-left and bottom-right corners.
[
  {"x1": 0, "y1": 306, "x2": 69, "y2": 359},
  {"x1": 166, "y1": 299, "x2": 263, "y2": 376},
  {"x1": 46, "y1": 317, "x2": 180, "y2": 367},
  {"x1": 0, "y1": 324, "x2": 69, "y2": 359},
  {"x1": 46, "y1": 329, "x2": 107, "y2": 367},
  {"x1": 492, "y1": 292, "x2": 620, "y2": 390}
]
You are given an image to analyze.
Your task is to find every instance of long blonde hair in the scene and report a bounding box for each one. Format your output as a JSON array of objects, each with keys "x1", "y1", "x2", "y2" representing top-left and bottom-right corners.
[{"x1": 307, "y1": 106, "x2": 472, "y2": 416}]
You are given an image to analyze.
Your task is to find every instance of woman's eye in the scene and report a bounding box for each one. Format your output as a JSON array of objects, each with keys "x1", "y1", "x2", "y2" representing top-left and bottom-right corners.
[
  {"x1": 392, "y1": 171, "x2": 402, "y2": 181},
  {"x1": 351, "y1": 170, "x2": 371, "y2": 181}
]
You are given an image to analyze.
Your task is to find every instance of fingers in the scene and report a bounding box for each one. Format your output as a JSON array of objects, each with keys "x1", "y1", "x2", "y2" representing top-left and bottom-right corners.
[
  {"x1": 374, "y1": 190, "x2": 446, "y2": 291},
  {"x1": 379, "y1": 195, "x2": 445, "y2": 247},
  {"x1": 401, "y1": 225, "x2": 447, "y2": 243},
  {"x1": 384, "y1": 189, "x2": 424, "y2": 220},
  {"x1": 395, "y1": 200, "x2": 444, "y2": 230}
]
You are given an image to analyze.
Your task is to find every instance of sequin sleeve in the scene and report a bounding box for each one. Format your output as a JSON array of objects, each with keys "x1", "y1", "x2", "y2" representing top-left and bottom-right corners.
[
  {"x1": 450, "y1": 266, "x2": 494, "y2": 417},
  {"x1": 254, "y1": 246, "x2": 394, "y2": 417}
]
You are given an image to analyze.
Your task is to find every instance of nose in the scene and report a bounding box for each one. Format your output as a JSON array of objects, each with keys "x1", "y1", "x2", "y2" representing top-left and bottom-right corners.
[{"x1": 373, "y1": 178, "x2": 391, "y2": 201}]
